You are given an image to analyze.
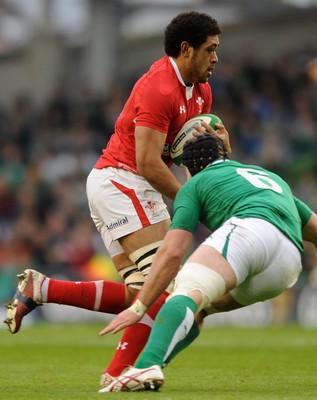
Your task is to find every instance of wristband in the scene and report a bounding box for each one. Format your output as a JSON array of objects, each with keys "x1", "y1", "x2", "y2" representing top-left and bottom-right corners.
[{"x1": 129, "y1": 299, "x2": 148, "y2": 317}]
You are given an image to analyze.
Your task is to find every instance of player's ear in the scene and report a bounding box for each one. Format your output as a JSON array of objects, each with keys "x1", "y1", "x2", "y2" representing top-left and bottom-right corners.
[{"x1": 180, "y1": 41, "x2": 192, "y2": 57}]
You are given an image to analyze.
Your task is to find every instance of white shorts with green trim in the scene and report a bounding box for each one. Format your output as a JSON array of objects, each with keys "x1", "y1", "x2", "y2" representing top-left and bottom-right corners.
[{"x1": 203, "y1": 217, "x2": 302, "y2": 306}]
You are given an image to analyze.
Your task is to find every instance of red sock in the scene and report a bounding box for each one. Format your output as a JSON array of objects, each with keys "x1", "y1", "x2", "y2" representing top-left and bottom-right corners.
[
  {"x1": 47, "y1": 279, "x2": 127, "y2": 314},
  {"x1": 105, "y1": 291, "x2": 169, "y2": 377}
]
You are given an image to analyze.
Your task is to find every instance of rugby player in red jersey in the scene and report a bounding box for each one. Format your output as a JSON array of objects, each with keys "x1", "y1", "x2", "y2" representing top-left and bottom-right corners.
[{"x1": 5, "y1": 11, "x2": 230, "y2": 389}]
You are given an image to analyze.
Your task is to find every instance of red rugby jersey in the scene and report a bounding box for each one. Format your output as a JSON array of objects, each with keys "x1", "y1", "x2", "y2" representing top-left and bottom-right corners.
[{"x1": 94, "y1": 56, "x2": 212, "y2": 173}]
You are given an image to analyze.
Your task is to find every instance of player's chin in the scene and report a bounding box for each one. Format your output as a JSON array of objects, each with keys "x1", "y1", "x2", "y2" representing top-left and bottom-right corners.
[
  {"x1": 207, "y1": 70, "x2": 213, "y2": 78},
  {"x1": 201, "y1": 71, "x2": 212, "y2": 82}
]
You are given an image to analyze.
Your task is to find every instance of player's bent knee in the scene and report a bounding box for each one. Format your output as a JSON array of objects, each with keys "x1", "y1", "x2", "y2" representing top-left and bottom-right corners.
[{"x1": 170, "y1": 262, "x2": 226, "y2": 312}]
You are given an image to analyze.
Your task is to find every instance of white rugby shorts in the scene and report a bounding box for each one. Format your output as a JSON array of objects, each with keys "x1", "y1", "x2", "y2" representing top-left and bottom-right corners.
[
  {"x1": 86, "y1": 167, "x2": 170, "y2": 257},
  {"x1": 203, "y1": 217, "x2": 302, "y2": 305}
]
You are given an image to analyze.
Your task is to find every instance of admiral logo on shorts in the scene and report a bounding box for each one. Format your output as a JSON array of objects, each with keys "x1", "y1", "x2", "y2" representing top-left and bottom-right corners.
[{"x1": 106, "y1": 216, "x2": 129, "y2": 231}]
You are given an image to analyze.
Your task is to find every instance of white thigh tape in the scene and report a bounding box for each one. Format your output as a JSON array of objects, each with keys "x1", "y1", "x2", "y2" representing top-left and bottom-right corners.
[
  {"x1": 129, "y1": 241, "x2": 162, "y2": 277},
  {"x1": 171, "y1": 262, "x2": 226, "y2": 312},
  {"x1": 119, "y1": 265, "x2": 145, "y2": 289}
]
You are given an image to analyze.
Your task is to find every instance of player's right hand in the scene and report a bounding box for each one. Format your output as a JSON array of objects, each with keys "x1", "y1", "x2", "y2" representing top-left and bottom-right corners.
[{"x1": 99, "y1": 308, "x2": 142, "y2": 336}]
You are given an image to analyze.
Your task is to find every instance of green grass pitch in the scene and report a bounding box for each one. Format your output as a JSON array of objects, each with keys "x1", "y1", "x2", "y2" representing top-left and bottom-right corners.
[{"x1": 1, "y1": 323, "x2": 317, "y2": 399}]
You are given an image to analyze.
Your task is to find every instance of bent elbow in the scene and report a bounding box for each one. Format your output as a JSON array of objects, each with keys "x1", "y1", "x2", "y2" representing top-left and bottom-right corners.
[
  {"x1": 136, "y1": 161, "x2": 147, "y2": 178},
  {"x1": 164, "y1": 247, "x2": 184, "y2": 265}
]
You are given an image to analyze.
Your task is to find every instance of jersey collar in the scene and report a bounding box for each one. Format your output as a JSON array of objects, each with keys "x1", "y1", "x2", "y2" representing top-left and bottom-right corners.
[
  {"x1": 210, "y1": 159, "x2": 230, "y2": 166},
  {"x1": 169, "y1": 57, "x2": 194, "y2": 100}
]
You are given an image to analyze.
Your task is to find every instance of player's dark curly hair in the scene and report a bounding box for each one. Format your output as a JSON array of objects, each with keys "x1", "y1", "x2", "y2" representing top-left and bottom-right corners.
[
  {"x1": 164, "y1": 11, "x2": 222, "y2": 57},
  {"x1": 182, "y1": 133, "x2": 229, "y2": 176}
]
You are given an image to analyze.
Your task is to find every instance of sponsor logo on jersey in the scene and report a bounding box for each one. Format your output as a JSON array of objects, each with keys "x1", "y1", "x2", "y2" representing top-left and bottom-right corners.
[{"x1": 106, "y1": 216, "x2": 129, "y2": 231}]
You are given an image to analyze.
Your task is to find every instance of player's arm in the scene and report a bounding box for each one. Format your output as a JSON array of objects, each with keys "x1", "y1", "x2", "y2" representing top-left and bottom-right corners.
[
  {"x1": 294, "y1": 196, "x2": 317, "y2": 247},
  {"x1": 302, "y1": 212, "x2": 317, "y2": 248},
  {"x1": 135, "y1": 126, "x2": 182, "y2": 200},
  {"x1": 99, "y1": 229, "x2": 193, "y2": 335}
]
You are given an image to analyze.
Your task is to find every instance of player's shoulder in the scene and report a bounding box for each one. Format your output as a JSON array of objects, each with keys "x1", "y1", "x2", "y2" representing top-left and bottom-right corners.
[
  {"x1": 147, "y1": 56, "x2": 173, "y2": 79},
  {"x1": 145, "y1": 56, "x2": 180, "y2": 93}
]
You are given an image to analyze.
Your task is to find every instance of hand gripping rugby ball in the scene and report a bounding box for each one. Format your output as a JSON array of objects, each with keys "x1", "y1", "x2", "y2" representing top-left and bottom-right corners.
[{"x1": 170, "y1": 113, "x2": 223, "y2": 166}]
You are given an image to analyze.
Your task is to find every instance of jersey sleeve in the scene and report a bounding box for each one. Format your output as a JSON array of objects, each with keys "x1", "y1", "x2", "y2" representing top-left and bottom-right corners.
[
  {"x1": 294, "y1": 196, "x2": 313, "y2": 226},
  {"x1": 169, "y1": 182, "x2": 201, "y2": 233},
  {"x1": 135, "y1": 74, "x2": 176, "y2": 133},
  {"x1": 202, "y1": 84, "x2": 212, "y2": 113}
]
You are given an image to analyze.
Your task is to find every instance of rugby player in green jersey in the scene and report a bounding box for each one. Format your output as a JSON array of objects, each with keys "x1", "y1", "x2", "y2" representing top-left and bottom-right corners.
[{"x1": 100, "y1": 132, "x2": 317, "y2": 393}]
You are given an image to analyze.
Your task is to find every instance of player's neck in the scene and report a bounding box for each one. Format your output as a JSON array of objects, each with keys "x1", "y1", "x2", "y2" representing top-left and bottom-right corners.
[{"x1": 170, "y1": 57, "x2": 193, "y2": 87}]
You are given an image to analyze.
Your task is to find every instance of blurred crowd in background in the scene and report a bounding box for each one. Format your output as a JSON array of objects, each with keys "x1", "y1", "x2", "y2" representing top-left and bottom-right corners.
[{"x1": 1, "y1": 45, "x2": 317, "y2": 324}]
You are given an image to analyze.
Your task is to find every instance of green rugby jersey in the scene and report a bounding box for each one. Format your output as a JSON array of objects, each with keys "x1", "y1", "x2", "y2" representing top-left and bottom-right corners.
[{"x1": 170, "y1": 160, "x2": 312, "y2": 252}]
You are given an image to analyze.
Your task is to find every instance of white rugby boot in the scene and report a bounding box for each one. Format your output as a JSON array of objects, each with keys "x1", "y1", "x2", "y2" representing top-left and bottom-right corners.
[
  {"x1": 4, "y1": 269, "x2": 45, "y2": 333},
  {"x1": 98, "y1": 365, "x2": 164, "y2": 393}
]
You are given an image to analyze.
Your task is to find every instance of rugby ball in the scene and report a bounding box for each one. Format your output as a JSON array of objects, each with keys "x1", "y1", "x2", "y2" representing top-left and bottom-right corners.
[{"x1": 170, "y1": 113, "x2": 222, "y2": 166}]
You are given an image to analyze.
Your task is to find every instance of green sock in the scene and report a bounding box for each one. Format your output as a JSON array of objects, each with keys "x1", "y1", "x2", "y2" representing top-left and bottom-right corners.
[
  {"x1": 163, "y1": 320, "x2": 200, "y2": 366},
  {"x1": 136, "y1": 295, "x2": 197, "y2": 368}
]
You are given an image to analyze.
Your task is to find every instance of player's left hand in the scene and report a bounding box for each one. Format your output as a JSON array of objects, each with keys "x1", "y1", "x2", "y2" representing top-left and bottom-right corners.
[
  {"x1": 99, "y1": 309, "x2": 142, "y2": 335},
  {"x1": 196, "y1": 121, "x2": 231, "y2": 155},
  {"x1": 213, "y1": 122, "x2": 231, "y2": 155}
]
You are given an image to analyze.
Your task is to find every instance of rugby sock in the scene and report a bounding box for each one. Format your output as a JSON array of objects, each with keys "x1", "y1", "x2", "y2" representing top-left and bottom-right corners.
[
  {"x1": 44, "y1": 279, "x2": 127, "y2": 314},
  {"x1": 135, "y1": 295, "x2": 197, "y2": 368},
  {"x1": 163, "y1": 320, "x2": 200, "y2": 366},
  {"x1": 105, "y1": 291, "x2": 169, "y2": 377}
]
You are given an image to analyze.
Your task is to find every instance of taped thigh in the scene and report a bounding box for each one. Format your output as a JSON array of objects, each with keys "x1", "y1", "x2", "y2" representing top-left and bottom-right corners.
[
  {"x1": 129, "y1": 241, "x2": 162, "y2": 278},
  {"x1": 118, "y1": 265, "x2": 145, "y2": 290},
  {"x1": 170, "y1": 262, "x2": 226, "y2": 312},
  {"x1": 129, "y1": 241, "x2": 175, "y2": 293}
]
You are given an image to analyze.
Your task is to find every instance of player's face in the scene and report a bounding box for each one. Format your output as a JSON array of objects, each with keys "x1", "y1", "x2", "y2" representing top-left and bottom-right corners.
[{"x1": 190, "y1": 36, "x2": 219, "y2": 83}]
